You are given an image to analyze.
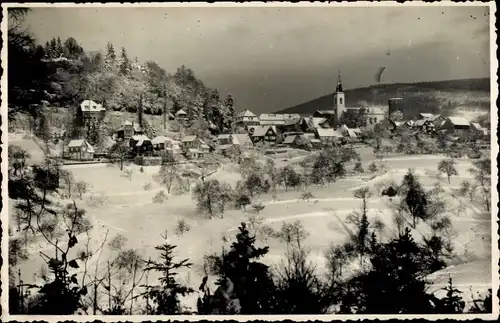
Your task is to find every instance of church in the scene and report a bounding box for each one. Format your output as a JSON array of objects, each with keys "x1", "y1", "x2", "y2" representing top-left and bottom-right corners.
[{"x1": 313, "y1": 73, "x2": 387, "y2": 129}]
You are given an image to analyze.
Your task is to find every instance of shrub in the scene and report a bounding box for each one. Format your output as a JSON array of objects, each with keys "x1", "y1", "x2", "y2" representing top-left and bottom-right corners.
[{"x1": 152, "y1": 190, "x2": 168, "y2": 203}]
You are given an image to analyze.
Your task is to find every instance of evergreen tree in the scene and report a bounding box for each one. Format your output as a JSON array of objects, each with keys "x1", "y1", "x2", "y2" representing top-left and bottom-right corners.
[
  {"x1": 56, "y1": 36, "x2": 63, "y2": 57},
  {"x1": 340, "y1": 228, "x2": 446, "y2": 314},
  {"x1": 201, "y1": 223, "x2": 276, "y2": 314},
  {"x1": 105, "y1": 42, "x2": 116, "y2": 70},
  {"x1": 142, "y1": 231, "x2": 194, "y2": 314},
  {"x1": 223, "y1": 93, "x2": 235, "y2": 131},
  {"x1": 119, "y1": 46, "x2": 131, "y2": 76},
  {"x1": 49, "y1": 38, "x2": 57, "y2": 58}
]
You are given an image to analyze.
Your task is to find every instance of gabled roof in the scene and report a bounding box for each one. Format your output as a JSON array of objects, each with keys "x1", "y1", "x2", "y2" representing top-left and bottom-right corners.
[
  {"x1": 447, "y1": 117, "x2": 470, "y2": 127},
  {"x1": 231, "y1": 134, "x2": 253, "y2": 147},
  {"x1": 259, "y1": 113, "x2": 286, "y2": 121},
  {"x1": 68, "y1": 139, "x2": 88, "y2": 148},
  {"x1": 471, "y1": 122, "x2": 483, "y2": 130},
  {"x1": 317, "y1": 128, "x2": 342, "y2": 138},
  {"x1": 419, "y1": 113, "x2": 435, "y2": 119},
  {"x1": 252, "y1": 126, "x2": 270, "y2": 137},
  {"x1": 80, "y1": 100, "x2": 105, "y2": 112},
  {"x1": 308, "y1": 117, "x2": 328, "y2": 129},
  {"x1": 181, "y1": 135, "x2": 198, "y2": 142},
  {"x1": 175, "y1": 109, "x2": 187, "y2": 116},
  {"x1": 131, "y1": 135, "x2": 151, "y2": 146},
  {"x1": 152, "y1": 135, "x2": 169, "y2": 145},
  {"x1": 283, "y1": 118, "x2": 301, "y2": 126},
  {"x1": 414, "y1": 119, "x2": 432, "y2": 127},
  {"x1": 217, "y1": 134, "x2": 232, "y2": 140},
  {"x1": 282, "y1": 135, "x2": 297, "y2": 144},
  {"x1": 236, "y1": 109, "x2": 256, "y2": 118}
]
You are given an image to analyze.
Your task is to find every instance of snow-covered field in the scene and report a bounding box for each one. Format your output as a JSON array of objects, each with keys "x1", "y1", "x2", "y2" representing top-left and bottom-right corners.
[{"x1": 9, "y1": 150, "x2": 494, "y2": 312}]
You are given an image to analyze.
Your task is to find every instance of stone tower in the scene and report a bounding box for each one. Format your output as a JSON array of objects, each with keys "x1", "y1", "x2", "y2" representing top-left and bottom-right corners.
[{"x1": 333, "y1": 70, "x2": 345, "y2": 123}]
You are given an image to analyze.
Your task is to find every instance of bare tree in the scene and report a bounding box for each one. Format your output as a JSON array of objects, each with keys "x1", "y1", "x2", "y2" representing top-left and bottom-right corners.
[{"x1": 438, "y1": 159, "x2": 459, "y2": 184}]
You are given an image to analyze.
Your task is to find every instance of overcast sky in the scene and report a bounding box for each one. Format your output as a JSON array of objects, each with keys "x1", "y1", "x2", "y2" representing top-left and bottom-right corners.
[{"x1": 23, "y1": 5, "x2": 490, "y2": 113}]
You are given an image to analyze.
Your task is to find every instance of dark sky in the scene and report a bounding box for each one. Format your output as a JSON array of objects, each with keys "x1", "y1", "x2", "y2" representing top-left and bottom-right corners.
[{"x1": 23, "y1": 5, "x2": 491, "y2": 113}]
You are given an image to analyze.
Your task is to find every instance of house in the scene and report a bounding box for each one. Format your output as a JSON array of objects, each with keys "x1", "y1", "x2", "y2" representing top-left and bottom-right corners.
[
  {"x1": 364, "y1": 106, "x2": 387, "y2": 128},
  {"x1": 251, "y1": 125, "x2": 278, "y2": 145},
  {"x1": 307, "y1": 117, "x2": 329, "y2": 130},
  {"x1": 413, "y1": 119, "x2": 436, "y2": 134},
  {"x1": 419, "y1": 113, "x2": 446, "y2": 128},
  {"x1": 116, "y1": 121, "x2": 135, "y2": 140},
  {"x1": 64, "y1": 139, "x2": 95, "y2": 161},
  {"x1": 152, "y1": 135, "x2": 171, "y2": 150},
  {"x1": 181, "y1": 135, "x2": 210, "y2": 155},
  {"x1": 175, "y1": 109, "x2": 188, "y2": 121},
  {"x1": 440, "y1": 117, "x2": 471, "y2": 137},
  {"x1": 315, "y1": 128, "x2": 343, "y2": 143},
  {"x1": 282, "y1": 134, "x2": 298, "y2": 147},
  {"x1": 470, "y1": 123, "x2": 489, "y2": 140},
  {"x1": 339, "y1": 125, "x2": 358, "y2": 139},
  {"x1": 231, "y1": 134, "x2": 254, "y2": 149},
  {"x1": 129, "y1": 134, "x2": 154, "y2": 156},
  {"x1": 80, "y1": 100, "x2": 106, "y2": 120},
  {"x1": 258, "y1": 113, "x2": 300, "y2": 126},
  {"x1": 234, "y1": 109, "x2": 260, "y2": 128},
  {"x1": 186, "y1": 148, "x2": 206, "y2": 160},
  {"x1": 216, "y1": 134, "x2": 234, "y2": 146}
]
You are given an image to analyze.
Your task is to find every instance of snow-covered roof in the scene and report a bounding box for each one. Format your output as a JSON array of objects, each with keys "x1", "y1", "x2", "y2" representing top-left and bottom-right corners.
[
  {"x1": 232, "y1": 134, "x2": 253, "y2": 147},
  {"x1": 471, "y1": 122, "x2": 483, "y2": 130},
  {"x1": 414, "y1": 119, "x2": 431, "y2": 127},
  {"x1": 317, "y1": 128, "x2": 342, "y2": 138},
  {"x1": 68, "y1": 139, "x2": 95, "y2": 153},
  {"x1": 175, "y1": 109, "x2": 187, "y2": 116},
  {"x1": 283, "y1": 118, "x2": 301, "y2": 126},
  {"x1": 217, "y1": 134, "x2": 232, "y2": 140},
  {"x1": 68, "y1": 139, "x2": 87, "y2": 148},
  {"x1": 182, "y1": 135, "x2": 197, "y2": 142},
  {"x1": 447, "y1": 117, "x2": 470, "y2": 127},
  {"x1": 80, "y1": 100, "x2": 105, "y2": 112},
  {"x1": 252, "y1": 126, "x2": 269, "y2": 137},
  {"x1": 419, "y1": 113, "x2": 435, "y2": 119},
  {"x1": 201, "y1": 144, "x2": 210, "y2": 149},
  {"x1": 316, "y1": 110, "x2": 336, "y2": 115},
  {"x1": 310, "y1": 139, "x2": 321, "y2": 143},
  {"x1": 309, "y1": 117, "x2": 327, "y2": 128},
  {"x1": 282, "y1": 135, "x2": 297, "y2": 144},
  {"x1": 152, "y1": 136, "x2": 168, "y2": 145},
  {"x1": 236, "y1": 109, "x2": 256, "y2": 118},
  {"x1": 219, "y1": 144, "x2": 234, "y2": 150}
]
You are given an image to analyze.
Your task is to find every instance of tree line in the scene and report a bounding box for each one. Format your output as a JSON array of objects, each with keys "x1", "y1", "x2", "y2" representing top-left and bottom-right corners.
[{"x1": 8, "y1": 8, "x2": 236, "y2": 140}]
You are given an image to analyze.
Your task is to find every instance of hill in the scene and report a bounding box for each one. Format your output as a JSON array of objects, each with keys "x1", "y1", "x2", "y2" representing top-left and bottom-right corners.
[{"x1": 278, "y1": 78, "x2": 491, "y2": 119}]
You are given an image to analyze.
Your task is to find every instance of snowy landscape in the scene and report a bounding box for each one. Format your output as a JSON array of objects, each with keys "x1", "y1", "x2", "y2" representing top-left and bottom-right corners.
[{"x1": 3, "y1": 3, "x2": 496, "y2": 319}]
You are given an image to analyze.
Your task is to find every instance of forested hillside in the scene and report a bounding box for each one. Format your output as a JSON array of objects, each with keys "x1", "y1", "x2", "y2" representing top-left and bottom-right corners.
[
  {"x1": 8, "y1": 8, "x2": 235, "y2": 136},
  {"x1": 278, "y1": 78, "x2": 490, "y2": 119}
]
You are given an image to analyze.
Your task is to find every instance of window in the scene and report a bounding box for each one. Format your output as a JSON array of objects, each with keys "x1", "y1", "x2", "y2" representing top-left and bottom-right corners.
[{"x1": 340, "y1": 97, "x2": 343, "y2": 105}]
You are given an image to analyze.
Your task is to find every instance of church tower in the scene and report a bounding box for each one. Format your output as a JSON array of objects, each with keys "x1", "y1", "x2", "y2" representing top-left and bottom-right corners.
[{"x1": 333, "y1": 70, "x2": 345, "y2": 123}]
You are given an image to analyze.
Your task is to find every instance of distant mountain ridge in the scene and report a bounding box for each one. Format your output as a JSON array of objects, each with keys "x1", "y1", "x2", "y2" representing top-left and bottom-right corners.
[{"x1": 277, "y1": 78, "x2": 490, "y2": 119}]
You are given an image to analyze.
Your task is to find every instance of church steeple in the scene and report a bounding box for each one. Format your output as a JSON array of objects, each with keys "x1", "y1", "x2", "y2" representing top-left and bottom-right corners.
[{"x1": 336, "y1": 70, "x2": 343, "y2": 93}]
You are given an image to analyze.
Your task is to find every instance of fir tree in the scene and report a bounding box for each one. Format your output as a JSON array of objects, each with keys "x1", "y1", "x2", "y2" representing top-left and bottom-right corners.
[
  {"x1": 119, "y1": 46, "x2": 131, "y2": 76},
  {"x1": 56, "y1": 36, "x2": 63, "y2": 57},
  {"x1": 142, "y1": 231, "x2": 194, "y2": 314},
  {"x1": 219, "y1": 222, "x2": 276, "y2": 314}
]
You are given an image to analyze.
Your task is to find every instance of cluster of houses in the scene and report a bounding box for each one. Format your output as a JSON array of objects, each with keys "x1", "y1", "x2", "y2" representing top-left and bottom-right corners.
[{"x1": 61, "y1": 76, "x2": 490, "y2": 163}]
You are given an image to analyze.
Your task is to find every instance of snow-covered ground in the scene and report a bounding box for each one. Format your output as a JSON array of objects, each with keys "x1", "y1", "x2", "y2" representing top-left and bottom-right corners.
[{"x1": 9, "y1": 150, "x2": 494, "y2": 313}]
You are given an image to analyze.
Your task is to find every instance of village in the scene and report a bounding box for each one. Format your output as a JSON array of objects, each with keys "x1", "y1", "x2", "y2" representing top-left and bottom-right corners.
[
  {"x1": 49, "y1": 76, "x2": 489, "y2": 166},
  {"x1": 5, "y1": 4, "x2": 495, "y2": 317}
]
